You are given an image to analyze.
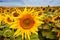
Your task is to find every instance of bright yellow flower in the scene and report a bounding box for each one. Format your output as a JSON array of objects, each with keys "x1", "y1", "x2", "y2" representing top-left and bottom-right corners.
[
  {"x1": 12, "y1": 8, "x2": 16, "y2": 11},
  {"x1": 48, "y1": 7, "x2": 55, "y2": 12},
  {"x1": 0, "y1": 8, "x2": 3, "y2": 13},
  {"x1": 51, "y1": 12, "x2": 60, "y2": 23},
  {"x1": 38, "y1": 9, "x2": 44, "y2": 15},
  {"x1": 10, "y1": 7, "x2": 44, "y2": 40},
  {"x1": 4, "y1": 14, "x2": 14, "y2": 24},
  {"x1": 34, "y1": 9, "x2": 45, "y2": 20},
  {"x1": 41, "y1": 7, "x2": 46, "y2": 11},
  {"x1": 11, "y1": 8, "x2": 21, "y2": 19},
  {"x1": 4, "y1": 8, "x2": 10, "y2": 13}
]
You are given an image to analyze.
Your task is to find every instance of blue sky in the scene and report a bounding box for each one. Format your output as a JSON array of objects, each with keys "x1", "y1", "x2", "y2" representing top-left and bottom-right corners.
[{"x1": 0, "y1": 0, "x2": 60, "y2": 7}]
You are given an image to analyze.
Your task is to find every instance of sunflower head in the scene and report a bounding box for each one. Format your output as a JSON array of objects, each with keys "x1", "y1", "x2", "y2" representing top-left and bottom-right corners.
[
  {"x1": 52, "y1": 16, "x2": 60, "y2": 23},
  {"x1": 11, "y1": 8, "x2": 21, "y2": 19},
  {"x1": 38, "y1": 9, "x2": 44, "y2": 15},
  {"x1": 12, "y1": 8, "x2": 16, "y2": 11},
  {"x1": 0, "y1": 8, "x2": 2, "y2": 13},
  {"x1": 4, "y1": 8, "x2": 10, "y2": 13},
  {"x1": 41, "y1": 7, "x2": 46, "y2": 11},
  {"x1": 48, "y1": 7, "x2": 55, "y2": 12},
  {"x1": 12, "y1": 11, "x2": 20, "y2": 17},
  {"x1": 4, "y1": 14, "x2": 14, "y2": 24},
  {"x1": 17, "y1": 14, "x2": 35, "y2": 29},
  {"x1": 10, "y1": 7, "x2": 44, "y2": 40},
  {"x1": 34, "y1": 9, "x2": 44, "y2": 17}
]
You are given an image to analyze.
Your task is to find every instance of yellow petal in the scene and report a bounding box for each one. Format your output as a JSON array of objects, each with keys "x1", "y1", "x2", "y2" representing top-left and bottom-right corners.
[
  {"x1": 27, "y1": 34, "x2": 30, "y2": 40},
  {"x1": 14, "y1": 29, "x2": 20, "y2": 36},
  {"x1": 9, "y1": 24, "x2": 17, "y2": 29},
  {"x1": 22, "y1": 33, "x2": 24, "y2": 40}
]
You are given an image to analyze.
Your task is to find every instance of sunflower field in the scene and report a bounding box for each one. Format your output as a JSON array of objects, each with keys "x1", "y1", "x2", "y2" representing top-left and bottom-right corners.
[{"x1": 0, "y1": 6, "x2": 60, "y2": 40}]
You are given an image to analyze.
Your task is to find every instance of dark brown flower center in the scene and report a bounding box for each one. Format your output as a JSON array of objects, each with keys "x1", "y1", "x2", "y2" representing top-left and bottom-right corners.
[
  {"x1": 23, "y1": 18, "x2": 31, "y2": 25},
  {"x1": 13, "y1": 12, "x2": 19, "y2": 17},
  {"x1": 7, "y1": 10, "x2": 10, "y2": 12},
  {"x1": 7, "y1": 17, "x2": 12, "y2": 22},
  {"x1": 18, "y1": 14, "x2": 35, "y2": 29}
]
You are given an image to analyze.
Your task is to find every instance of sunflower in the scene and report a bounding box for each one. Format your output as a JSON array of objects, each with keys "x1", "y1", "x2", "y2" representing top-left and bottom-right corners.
[
  {"x1": 11, "y1": 8, "x2": 21, "y2": 19},
  {"x1": 34, "y1": 8, "x2": 46, "y2": 21},
  {"x1": 3, "y1": 14, "x2": 14, "y2": 24},
  {"x1": 51, "y1": 12, "x2": 60, "y2": 23},
  {"x1": 4, "y1": 8, "x2": 10, "y2": 14},
  {"x1": 10, "y1": 7, "x2": 44, "y2": 40},
  {"x1": 35, "y1": 9, "x2": 44, "y2": 16},
  {"x1": 48, "y1": 7, "x2": 55, "y2": 12},
  {"x1": 0, "y1": 8, "x2": 3, "y2": 13},
  {"x1": 41, "y1": 7, "x2": 46, "y2": 11},
  {"x1": 12, "y1": 8, "x2": 16, "y2": 11},
  {"x1": 51, "y1": 16, "x2": 58, "y2": 23}
]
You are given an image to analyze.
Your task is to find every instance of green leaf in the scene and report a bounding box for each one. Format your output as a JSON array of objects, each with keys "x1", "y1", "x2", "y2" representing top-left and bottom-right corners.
[
  {"x1": 39, "y1": 14, "x2": 47, "y2": 20},
  {"x1": 52, "y1": 28, "x2": 60, "y2": 32},
  {"x1": 42, "y1": 31, "x2": 55, "y2": 39},
  {"x1": 0, "y1": 24, "x2": 10, "y2": 29},
  {"x1": 3, "y1": 29, "x2": 13, "y2": 37},
  {"x1": 0, "y1": 30, "x2": 3, "y2": 36},
  {"x1": 15, "y1": 36, "x2": 22, "y2": 40},
  {"x1": 46, "y1": 32, "x2": 55, "y2": 39},
  {"x1": 30, "y1": 34, "x2": 39, "y2": 40},
  {"x1": 4, "y1": 38, "x2": 10, "y2": 40},
  {"x1": 59, "y1": 38, "x2": 60, "y2": 40},
  {"x1": 42, "y1": 31, "x2": 47, "y2": 37},
  {"x1": 55, "y1": 23, "x2": 60, "y2": 28},
  {"x1": 4, "y1": 24, "x2": 10, "y2": 28},
  {"x1": 10, "y1": 36, "x2": 15, "y2": 40},
  {"x1": 53, "y1": 10, "x2": 58, "y2": 15},
  {"x1": 39, "y1": 26, "x2": 42, "y2": 29},
  {"x1": 0, "y1": 26, "x2": 5, "y2": 28},
  {"x1": 52, "y1": 28, "x2": 58, "y2": 32}
]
